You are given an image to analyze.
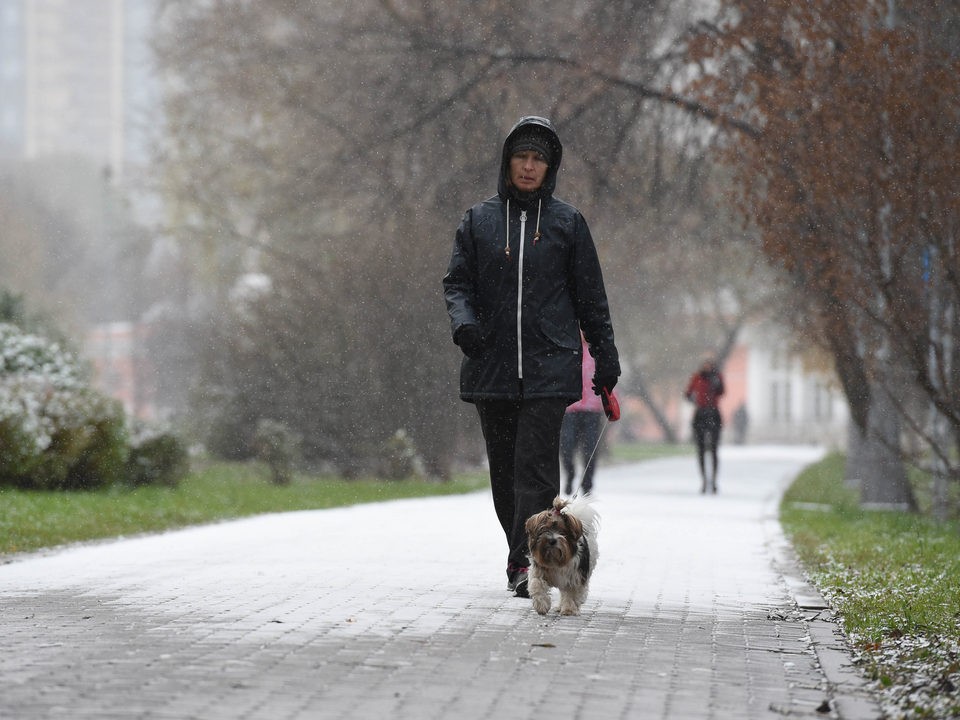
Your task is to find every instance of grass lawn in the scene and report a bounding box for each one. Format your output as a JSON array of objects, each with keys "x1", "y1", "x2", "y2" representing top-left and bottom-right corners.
[
  {"x1": 0, "y1": 461, "x2": 488, "y2": 557},
  {"x1": 781, "y1": 452, "x2": 960, "y2": 719},
  {"x1": 0, "y1": 441, "x2": 685, "y2": 558}
]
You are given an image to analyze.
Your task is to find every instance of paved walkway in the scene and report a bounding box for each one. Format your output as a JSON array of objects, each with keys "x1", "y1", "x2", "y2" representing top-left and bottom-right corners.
[{"x1": 0, "y1": 446, "x2": 881, "y2": 719}]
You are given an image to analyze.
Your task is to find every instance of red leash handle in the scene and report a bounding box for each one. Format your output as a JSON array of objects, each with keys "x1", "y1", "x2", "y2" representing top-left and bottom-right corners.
[{"x1": 601, "y1": 387, "x2": 620, "y2": 421}]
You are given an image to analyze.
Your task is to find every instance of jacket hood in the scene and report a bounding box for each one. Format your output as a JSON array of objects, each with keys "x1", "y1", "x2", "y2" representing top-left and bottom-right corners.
[{"x1": 497, "y1": 116, "x2": 563, "y2": 203}]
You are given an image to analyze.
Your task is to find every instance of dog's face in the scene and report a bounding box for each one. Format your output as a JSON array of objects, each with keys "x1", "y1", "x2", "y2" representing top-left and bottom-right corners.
[{"x1": 525, "y1": 504, "x2": 584, "y2": 569}]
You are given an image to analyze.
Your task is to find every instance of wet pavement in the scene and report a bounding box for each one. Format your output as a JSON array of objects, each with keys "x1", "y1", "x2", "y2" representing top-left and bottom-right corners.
[{"x1": 0, "y1": 446, "x2": 882, "y2": 719}]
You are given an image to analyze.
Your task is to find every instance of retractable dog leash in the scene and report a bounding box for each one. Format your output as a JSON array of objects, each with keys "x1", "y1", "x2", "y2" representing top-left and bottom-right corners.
[{"x1": 601, "y1": 387, "x2": 620, "y2": 423}]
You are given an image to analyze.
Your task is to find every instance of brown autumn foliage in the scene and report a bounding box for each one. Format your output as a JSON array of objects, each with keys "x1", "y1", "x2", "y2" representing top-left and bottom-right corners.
[{"x1": 684, "y1": 0, "x2": 960, "y2": 498}]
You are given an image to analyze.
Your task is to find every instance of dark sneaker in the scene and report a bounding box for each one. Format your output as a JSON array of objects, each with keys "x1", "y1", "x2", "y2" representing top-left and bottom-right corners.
[
  {"x1": 513, "y1": 569, "x2": 530, "y2": 598},
  {"x1": 506, "y1": 563, "x2": 520, "y2": 591}
]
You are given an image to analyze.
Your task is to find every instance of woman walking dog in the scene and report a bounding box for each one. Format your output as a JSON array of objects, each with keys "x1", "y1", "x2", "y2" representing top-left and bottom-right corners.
[{"x1": 443, "y1": 116, "x2": 620, "y2": 598}]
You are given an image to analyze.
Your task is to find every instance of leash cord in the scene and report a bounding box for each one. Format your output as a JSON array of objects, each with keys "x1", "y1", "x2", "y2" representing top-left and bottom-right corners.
[{"x1": 577, "y1": 415, "x2": 610, "y2": 490}]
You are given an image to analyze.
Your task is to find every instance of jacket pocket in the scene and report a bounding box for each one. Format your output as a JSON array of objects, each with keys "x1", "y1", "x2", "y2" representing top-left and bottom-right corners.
[{"x1": 537, "y1": 315, "x2": 580, "y2": 350}]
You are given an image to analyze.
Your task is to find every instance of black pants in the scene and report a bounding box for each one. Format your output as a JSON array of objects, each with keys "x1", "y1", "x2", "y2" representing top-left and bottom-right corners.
[
  {"x1": 475, "y1": 398, "x2": 568, "y2": 570},
  {"x1": 560, "y1": 411, "x2": 604, "y2": 494},
  {"x1": 692, "y1": 407, "x2": 722, "y2": 488}
]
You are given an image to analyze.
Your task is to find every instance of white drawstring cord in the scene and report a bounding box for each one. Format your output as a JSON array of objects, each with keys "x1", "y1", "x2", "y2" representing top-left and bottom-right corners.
[
  {"x1": 505, "y1": 199, "x2": 511, "y2": 258},
  {"x1": 534, "y1": 198, "x2": 542, "y2": 243},
  {"x1": 505, "y1": 198, "x2": 542, "y2": 258}
]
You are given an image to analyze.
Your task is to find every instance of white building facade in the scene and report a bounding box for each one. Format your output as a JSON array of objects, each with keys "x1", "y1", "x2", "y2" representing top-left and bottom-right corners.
[{"x1": 741, "y1": 325, "x2": 849, "y2": 447}]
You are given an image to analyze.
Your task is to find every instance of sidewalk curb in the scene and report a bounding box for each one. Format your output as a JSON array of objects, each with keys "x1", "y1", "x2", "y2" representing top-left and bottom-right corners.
[{"x1": 765, "y1": 516, "x2": 884, "y2": 720}]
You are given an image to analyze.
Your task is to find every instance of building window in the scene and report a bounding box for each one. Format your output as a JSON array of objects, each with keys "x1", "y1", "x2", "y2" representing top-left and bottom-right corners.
[
  {"x1": 771, "y1": 380, "x2": 792, "y2": 423},
  {"x1": 812, "y1": 382, "x2": 833, "y2": 421}
]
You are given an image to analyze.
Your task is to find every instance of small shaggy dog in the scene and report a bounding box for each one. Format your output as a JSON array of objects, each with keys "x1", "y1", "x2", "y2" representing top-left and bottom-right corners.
[{"x1": 524, "y1": 495, "x2": 599, "y2": 616}]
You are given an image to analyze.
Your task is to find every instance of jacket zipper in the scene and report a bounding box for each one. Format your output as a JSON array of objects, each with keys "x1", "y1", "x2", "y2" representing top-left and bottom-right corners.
[{"x1": 517, "y1": 209, "x2": 526, "y2": 381}]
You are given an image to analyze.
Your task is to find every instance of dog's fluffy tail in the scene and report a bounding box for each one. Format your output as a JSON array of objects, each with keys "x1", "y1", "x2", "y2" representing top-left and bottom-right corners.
[{"x1": 559, "y1": 494, "x2": 600, "y2": 535}]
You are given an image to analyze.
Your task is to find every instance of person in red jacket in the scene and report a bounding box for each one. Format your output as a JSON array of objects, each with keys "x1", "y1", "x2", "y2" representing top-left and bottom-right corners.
[{"x1": 685, "y1": 355, "x2": 725, "y2": 494}]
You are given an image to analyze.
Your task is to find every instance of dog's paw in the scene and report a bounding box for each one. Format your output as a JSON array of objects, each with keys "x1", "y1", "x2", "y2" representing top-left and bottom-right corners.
[
  {"x1": 558, "y1": 600, "x2": 581, "y2": 616},
  {"x1": 531, "y1": 594, "x2": 551, "y2": 615}
]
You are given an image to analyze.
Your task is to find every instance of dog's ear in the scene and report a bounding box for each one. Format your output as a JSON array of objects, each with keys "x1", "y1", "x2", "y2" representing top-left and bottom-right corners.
[
  {"x1": 563, "y1": 512, "x2": 584, "y2": 539},
  {"x1": 525, "y1": 513, "x2": 543, "y2": 536}
]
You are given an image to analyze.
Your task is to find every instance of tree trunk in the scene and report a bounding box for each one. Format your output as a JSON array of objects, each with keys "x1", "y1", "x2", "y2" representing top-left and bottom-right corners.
[
  {"x1": 844, "y1": 419, "x2": 865, "y2": 491},
  {"x1": 715, "y1": 320, "x2": 742, "y2": 367},
  {"x1": 845, "y1": 384, "x2": 917, "y2": 510},
  {"x1": 633, "y1": 370, "x2": 678, "y2": 443}
]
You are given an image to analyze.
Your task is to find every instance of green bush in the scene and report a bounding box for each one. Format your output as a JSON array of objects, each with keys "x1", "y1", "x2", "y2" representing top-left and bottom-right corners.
[
  {"x1": 0, "y1": 323, "x2": 128, "y2": 490},
  {"x1": 65, "y1": 410, "x2": 128, "y2": 489},
  {"x1": 31, "y1": 395, "x2": 128, "y2": 490},
  {"x1": 253, "y1": 418, "x2": 300, "y2": 485},
  {"x1": 125, "y1": 431, "x2": 189, "y2": 488},
  {"x1": 0, "y1": 416, "x2": 43, "y2": 487},
  {"x1": 380, "y1": 428, "x2": 421, "y2": 480}
]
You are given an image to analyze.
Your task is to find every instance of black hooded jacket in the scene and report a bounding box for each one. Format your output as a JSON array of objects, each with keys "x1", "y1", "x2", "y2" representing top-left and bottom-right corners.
[{"x1": 443, "y1": 116, "x2": 620, "y2": 402}]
